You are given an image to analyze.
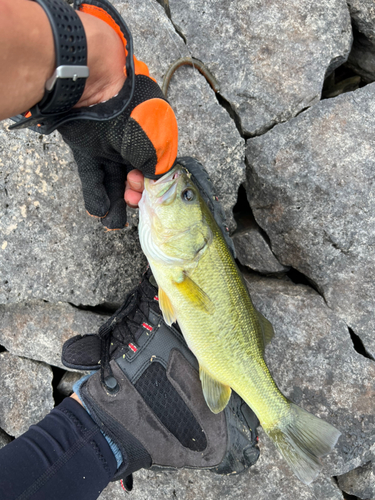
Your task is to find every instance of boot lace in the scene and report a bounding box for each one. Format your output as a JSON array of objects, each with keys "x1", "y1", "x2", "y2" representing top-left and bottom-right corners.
[{"x1": 98, "y1": 278, "x2": 156, "y2": 393}]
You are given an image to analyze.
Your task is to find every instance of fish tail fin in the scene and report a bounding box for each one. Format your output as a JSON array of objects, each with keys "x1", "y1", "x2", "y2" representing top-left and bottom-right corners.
[{"x1": 265, "y1": 403, "x2": 341, "y2": 485}]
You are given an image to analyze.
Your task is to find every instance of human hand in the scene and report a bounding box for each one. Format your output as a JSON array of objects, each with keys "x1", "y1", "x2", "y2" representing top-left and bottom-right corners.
[
  {"x1": 8, "y1": 0, "x2": 177, "y2": 229},
  {"x1": 60, "y1": 1, "x2": 177, "y2": 229},
  {"x1": 125, "y1": 170, "x2": 144, "y2": 209}
]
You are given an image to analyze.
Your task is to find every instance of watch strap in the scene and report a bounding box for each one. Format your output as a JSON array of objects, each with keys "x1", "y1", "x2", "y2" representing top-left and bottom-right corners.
[
  {"x1": 35, "y1": 0, "x2": 88, "y2": 114},
  {"x1": 9, "y1": 0, "x2": 135, "y2": 135}
]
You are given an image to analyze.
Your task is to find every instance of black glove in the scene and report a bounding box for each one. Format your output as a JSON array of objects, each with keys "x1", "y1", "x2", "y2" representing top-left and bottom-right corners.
[
  {"x1": 10, "y1": 0, "x2": 178, "y2": 230},
  {"x1": 62, "y1": 269, "x2": 260, "y2": 490},
  {"x1": 58, "y1": 75, "x2": 177, "y2": 229}
]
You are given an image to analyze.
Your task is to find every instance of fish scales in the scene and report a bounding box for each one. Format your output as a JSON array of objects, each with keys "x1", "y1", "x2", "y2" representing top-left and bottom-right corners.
[
  {"x1": 139, "y1": 165, "x2": 341, "y2": 485},
  {"x1": 163, "y1": 217, "x2": 287, "y2": 427}
]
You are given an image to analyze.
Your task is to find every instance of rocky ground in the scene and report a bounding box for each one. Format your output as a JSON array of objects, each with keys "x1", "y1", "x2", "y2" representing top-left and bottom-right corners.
[{"x1": 1, "y1": 0, "x2": 374, "y2": 499}]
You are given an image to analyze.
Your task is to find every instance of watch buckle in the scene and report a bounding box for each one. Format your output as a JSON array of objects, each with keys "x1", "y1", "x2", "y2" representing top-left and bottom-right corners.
[{"x1": 45, "y1": 65, "x2": 90, "y2": 91}]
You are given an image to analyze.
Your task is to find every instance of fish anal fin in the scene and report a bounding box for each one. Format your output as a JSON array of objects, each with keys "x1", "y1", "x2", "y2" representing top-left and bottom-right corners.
[
  {"x1": 158, "y1": 288, "x2": 176, "y2": 326},
  {"x1": 257, "y1": 311, "x2": 274, "y2": 350},
  {"x1": 199, "y1": 365, "x2": 231, "y2": 414},
  {"x1": 174, "y1": 274, "x2": 215, "y2": 315}
]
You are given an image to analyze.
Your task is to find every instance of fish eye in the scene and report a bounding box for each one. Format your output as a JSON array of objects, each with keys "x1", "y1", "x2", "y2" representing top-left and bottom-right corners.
[{"x1": 181, "y1": 188, "x2": 195, "y2": 202}]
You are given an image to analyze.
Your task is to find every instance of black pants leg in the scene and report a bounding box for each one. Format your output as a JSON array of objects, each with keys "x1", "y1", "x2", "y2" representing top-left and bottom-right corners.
[{"x1": 0, "y1": 398, "x2": 117, "y2": 500}]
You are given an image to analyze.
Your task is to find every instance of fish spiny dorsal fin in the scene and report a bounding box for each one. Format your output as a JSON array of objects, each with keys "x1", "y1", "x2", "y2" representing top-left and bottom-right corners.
[
  {"x1": 173, "y1": 273, "x2": 215, "y2": 315},
  {"x1": 158, "y1": 288, "x2": 177, "y2": 326},
  {"x1": 199, "y1": 365, "x2": 231, "y2": 414},
  {"x1": 256, "y1": 310, "x2": 274, "y2": 351}
]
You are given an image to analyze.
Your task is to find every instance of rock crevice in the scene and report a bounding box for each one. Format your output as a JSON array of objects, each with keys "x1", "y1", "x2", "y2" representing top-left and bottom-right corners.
[{"x1": 0, "y1": 1, "x2": 374, "y2": 498}]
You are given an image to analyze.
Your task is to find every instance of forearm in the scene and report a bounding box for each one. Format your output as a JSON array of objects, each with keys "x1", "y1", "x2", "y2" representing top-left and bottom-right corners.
[{"x1": 0, "y1": 0, "x2": 125, "y2": 121}]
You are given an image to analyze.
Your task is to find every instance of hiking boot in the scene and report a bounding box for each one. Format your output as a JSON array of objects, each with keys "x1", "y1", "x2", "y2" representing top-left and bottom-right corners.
[
  {"x1": 62, "y1": 267, "x2": 259, "y2": 489},
  {"x1": 62, "y1": 157, "x2": 260, "y2": 489}
]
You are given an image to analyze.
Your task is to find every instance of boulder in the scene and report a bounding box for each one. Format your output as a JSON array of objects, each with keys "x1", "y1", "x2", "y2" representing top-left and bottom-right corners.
[
  {"x1": 0, "y1": 301, "x2": 105, "y2": 369},
  {"x1": 347, "y1": 0, "x2": 375, "y2": 82},
  {"x1": 115, "y1": 1, "x2": 245, "y2": 229},
  {"x1": 0, "y1": 352, "x2": 54, "y2": 437},
  {"x1": 166, "y1": 67, "x2": 245, "y2": 231},
  {"x1": 168, "y1": 0, "x2": 352, "y2": 136},
  {"x1": 337, "y1": 461, "x2": 375, "y2": 499},
  {"x1": 57, "y1": 370, "x2": 90, "y2": 396},
  {"x1": 100, "y1": 459, "x2": 343, "y2": 500},
  {"x1": 246, "y1": 83, "x2": 375, "y2": 359},
  {"x1": 233, "y1": 226, "x2": 289, "y2": 274},
  {"x1": 0, "y1": 428, "x2": 12, "y2": 450},
  {"x1": 243, "y1": 274, "x2": 375, "y2": 477},
  {"x1": 0, "y1": 121, "x2": 147, "y2": 307}
]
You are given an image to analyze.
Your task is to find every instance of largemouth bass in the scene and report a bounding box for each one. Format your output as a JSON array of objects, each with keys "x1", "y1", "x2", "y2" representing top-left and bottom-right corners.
[{"x1": 138, "y1": 165, "x2": 340, "y2": 484}]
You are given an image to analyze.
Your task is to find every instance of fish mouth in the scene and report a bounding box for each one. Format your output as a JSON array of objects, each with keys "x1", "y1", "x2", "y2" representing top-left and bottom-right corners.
[{"x1": 146, "y1": 167, "x2": 182, "y2": 205}]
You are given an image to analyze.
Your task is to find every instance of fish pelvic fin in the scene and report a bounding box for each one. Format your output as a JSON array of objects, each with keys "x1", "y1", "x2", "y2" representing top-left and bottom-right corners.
[
  {"x1": 199, "y1": 365, "x2": 231, "y2": 414},
  {"x1": 174, "y1": 273, "x2": 215, "y2": 315},
  {"x1": 265, "y1": 403, "x2": 341, "y2": 485},
  {"x1": 256, "y1": 311, "x2": 274, "y2": 351},
  {"x1": 158, "y1": 288, "x2": 177, "y2": 326}
]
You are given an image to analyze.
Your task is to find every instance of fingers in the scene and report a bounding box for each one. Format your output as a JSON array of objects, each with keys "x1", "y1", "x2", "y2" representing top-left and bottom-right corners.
[
  {"x1": 76, "y1": 156, "x2": 111, "y2": 218},
  {"x1": 103, "y1": 169, "x2": 144, "y2": 227},
  {"x1": 101, "y1": 198, "x2": 128, "y2": 230},
  {"x1": 127, "y1": 169, "x2": 144, "y2": 191},
  {"x1": 125, "y1": 169, "x2": 144, "y2": 208},
  {"x1": 100, "y1": 163, "x2": 128, "y2": 230},
  {"x1": 76, "y1": 154, "x2": 144, "y2": 229}
]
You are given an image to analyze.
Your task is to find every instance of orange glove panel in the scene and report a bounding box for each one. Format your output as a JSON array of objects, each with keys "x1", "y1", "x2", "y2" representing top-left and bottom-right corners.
[{"x1": 130, "y1": 98, "x2": 178, "y2": 176}]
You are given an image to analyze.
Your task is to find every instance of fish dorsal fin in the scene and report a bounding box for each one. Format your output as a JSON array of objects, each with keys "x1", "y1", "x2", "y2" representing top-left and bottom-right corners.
[
  {"x1": 199, "y1": 365, "x2": 231, "y2": 414},
  {"x1": 174, "y1": 273, "x2": 215, "y2": 315},
  {"x1": 158, "y1": 288, "x2": 177, "y2": 326},
  {"x1": 257, "y1": 311, "x2": 274, "y2": 351}
]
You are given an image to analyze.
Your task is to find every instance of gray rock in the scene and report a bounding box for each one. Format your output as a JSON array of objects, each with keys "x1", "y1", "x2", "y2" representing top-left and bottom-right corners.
[
  {"x1": 0, "y1": 352, "x2": 54, "y2": 437},
  {"x1": 114, "y1": 1, "x2": 189, "y2": 83},
  {"x1": 347, "y1": 0, "x2": 375, "y2": 82},
  {"x1": 243, "y1": 274, "x2": 375, "y2": 476},
  {"x1": 0, "y1": 121, "x2": 147, "y2": 306},
  {"x1": 115, "y1": 1, "x2": 245, "y2": 229},
  {"x1": 337, "y1": 461, "x2": 375, "y2": 499},
  {"x1": 168, "y1": 0, "x2": 352, "y2": 136},
  {"x1": 166, "y1": 67, "x2": 245, "y2": 231},
  {"x1": 100, "y1": 458, "x2": 343, "y2": 500},
  {"x1": 100, "y1": 275, "x2": 374, "y2": 497},
  {"x1": 0, "y1": 428, "x2": 12, "y2": 449},
  {"x1": 0, "y1": 301, "x2": 105, "y2": 370},
  {"x1": 246, "y1": 83, "x2": 375, "y2": 358},
  {"x1": 57, "y1": 370, "x2": 90, "y2": 396},
  {"x1": 233, "y1": 226, "x2": 289, "y2": 274}
]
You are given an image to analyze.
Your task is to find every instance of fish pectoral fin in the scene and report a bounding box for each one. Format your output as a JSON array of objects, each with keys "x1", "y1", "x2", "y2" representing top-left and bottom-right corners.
[
  {"x1": 158, "y1": 288, "x2": 177, "y2": 326},
  {"x1": 199, "y1": 365, "x2": 231, "y2": 414},
  {"x1": 257, "y1": 310, "x2": 275, "y2": 350},
  {"x1": 173, "y1": 274, "x2": 215, "y2": 315}
]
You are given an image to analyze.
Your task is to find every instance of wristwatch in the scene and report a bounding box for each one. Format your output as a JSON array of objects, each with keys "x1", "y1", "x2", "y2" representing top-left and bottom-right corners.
[
  {"x1": 10, "y1": 0, "x2": 89, "y2": 129},
  {"x1": 35, "y1": 0, "x2": 89, "y2": 114},
  {"x1": 9, "y1": 0, "x2": 135, "y2": 135}
]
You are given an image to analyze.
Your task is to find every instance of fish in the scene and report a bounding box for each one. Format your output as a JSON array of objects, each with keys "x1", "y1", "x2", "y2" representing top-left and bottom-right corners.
[{"x1": 138, "y1": 164, "x2": 341, "y2": 484}]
